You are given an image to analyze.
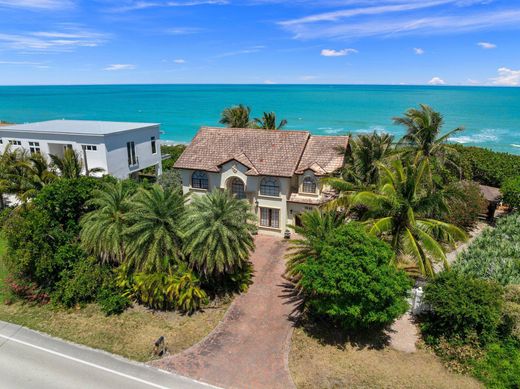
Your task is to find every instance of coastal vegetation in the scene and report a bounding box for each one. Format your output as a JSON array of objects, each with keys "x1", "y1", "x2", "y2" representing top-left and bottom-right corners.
[{"x1": 219, "y1": 104, "x2": 288, "y2": 130}]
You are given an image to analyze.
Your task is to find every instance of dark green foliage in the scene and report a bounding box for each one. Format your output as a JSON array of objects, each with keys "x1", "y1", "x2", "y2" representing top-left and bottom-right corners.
[
  {"x1": 444, "y1": 181, "x2": 487, "y2": 230},
  {"x1": 97, "y1": 288, "x2": 131, "y2": 316},
  {"x1": 501, "y1": 176, "x2": 520, "y2": 208},
  {"x1": 454, "y1": 145, "x2": 520, "y2": 187},
  {"x1": 472, "y1": 340, "x2": 520, "y2": 389},
  {"x1": 422, "y1": 271, "x2": 504, "y2": 345},
  {"x1": 160, "y1": 144, "x2": 186, "y2": 171},
  {"x1": 52, "y1": 256, "x2": 111, "y2": 308},
  {"x1": 157, "y1": 169, "x2": 182, "y2": 194},
  {"x1": 33, "y1": 177, "x2": 99, "y2": 231},
  {"x1": 298, "y1": 223, "x2": 411, "y2": 330}
]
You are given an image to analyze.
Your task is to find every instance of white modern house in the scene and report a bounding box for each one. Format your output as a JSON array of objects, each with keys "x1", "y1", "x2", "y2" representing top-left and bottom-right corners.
[
  {"x1": 0, "y1": 120, "x2": 162, "y2": 179},
  {"x1": 174, "y1": 127, "x2": 349, "y2": 236}
]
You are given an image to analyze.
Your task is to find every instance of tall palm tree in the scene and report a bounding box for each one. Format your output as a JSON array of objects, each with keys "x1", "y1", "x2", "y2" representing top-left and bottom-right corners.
[
  {"x1": 253, "y1": 112, "x2": 287, "y2": 130},
  {"x1": 80, "y1": 181, "x2": 133, "y2": 264},
  {"x1": 125, "y1": 185, "x2": 185, "y2": 272},
  {"x1": 394, "y1": 104, "x2": 463, "y2": 180},
  {"x1": 285, "y1": 210, "x2": 343, "y2": 289},
  {"x1": 182, "y1": 189, "x2": 256, "y2": 276},
  {"x1": 50, "y1": 148, "x2": 104, "y2": 178},
  {"x1": 17, "y1": 153, "x2": 57, "y2": 201},
  {"x1": 352, "y1": 159, "x2": 467, "y2": 277},
  {"x1": 219, "y1": 104, "x2": 253, "y2": 128}
]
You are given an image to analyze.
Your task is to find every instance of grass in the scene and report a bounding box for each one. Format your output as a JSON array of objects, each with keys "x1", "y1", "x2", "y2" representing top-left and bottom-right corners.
[
  {"x1": 0, "y1": 234, "x2": 230, "y2": 362},
  {"x1": 289, "y1": 319, "x2": 482, "y2": 389}
]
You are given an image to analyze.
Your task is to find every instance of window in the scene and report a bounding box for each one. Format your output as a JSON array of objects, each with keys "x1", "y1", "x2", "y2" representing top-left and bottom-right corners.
[
  {"x1": 127, "y1": 141, "x2": 137, "y2": 166},
  {"x1": 260, "y1": 208, "x2": 280, "y2": 229},
  {"x1": 82, "y1": 145, "x2": 97, "y2": 151},
  {"x1": 260, "y1": 177, "x2": 280, "y2": 197},
  {"x1": 230, "y1": 178, "x2": 246, "y2": 199},
  {"x1": 302, "y1": 176, "x2": 317, "y2": 193},
  {"x1": 191, "y1": 171, "x2": 209, "y2": 190},
  {"x1": 9, "y1": 140, "x2": 21, "y2": 146},
  {"x1": 29, "y1": 141, "x2": 40, "y2": 154},
  {"x1": 151, "y1": 136, "x2": 157, "y2": 154}
]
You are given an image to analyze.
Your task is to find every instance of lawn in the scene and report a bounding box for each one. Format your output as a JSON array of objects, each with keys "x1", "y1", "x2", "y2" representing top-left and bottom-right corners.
[
  {"x1": 289, "y1": 321, "x2": 482, "y2": 389},
  {"x1": 0, "y1": 235, "x2": 230, "y2": 362}
]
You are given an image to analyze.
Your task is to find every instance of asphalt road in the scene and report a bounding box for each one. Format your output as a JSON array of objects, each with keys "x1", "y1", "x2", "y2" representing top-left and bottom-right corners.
[{"x1": 0, "y1": 321, "x2": 217, "y2": 389}]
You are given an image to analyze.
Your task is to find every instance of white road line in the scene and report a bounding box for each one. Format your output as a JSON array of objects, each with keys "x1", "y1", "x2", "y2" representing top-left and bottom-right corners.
[{"x1": 0, "y1": 333, "x2": 170, "y2": 389}]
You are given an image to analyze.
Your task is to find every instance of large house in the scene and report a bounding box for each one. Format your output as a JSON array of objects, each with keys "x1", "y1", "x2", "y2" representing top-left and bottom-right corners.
[
  {"x1": 0, "y1": 120, "x2": 162, "y2": 179},
  {"x1": 175, "y1": 127, "x2": 349, "y2": 235}
]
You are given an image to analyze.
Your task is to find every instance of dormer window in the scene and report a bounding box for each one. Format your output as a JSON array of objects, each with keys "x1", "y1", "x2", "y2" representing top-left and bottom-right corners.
[
  {"x1": 260, "y1": 177, "x2": 280, "y2": 196},
  {"x1": 302, "y1": 176, "x2": 317, "y2": 193},
  {"x1": 192, "y1": 171, "x2": 209, "y2": 190}
]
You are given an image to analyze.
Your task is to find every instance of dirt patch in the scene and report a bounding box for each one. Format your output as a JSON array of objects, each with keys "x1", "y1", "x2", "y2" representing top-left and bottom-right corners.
[{"x1": 289, "y1": 320, "x2": 482, "y2": 389}]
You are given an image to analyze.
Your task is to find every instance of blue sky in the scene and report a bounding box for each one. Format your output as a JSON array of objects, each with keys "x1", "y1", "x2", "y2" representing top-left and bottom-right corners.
[{"x1": 0, "y1": 0, "x2": 519, "y2": 85}]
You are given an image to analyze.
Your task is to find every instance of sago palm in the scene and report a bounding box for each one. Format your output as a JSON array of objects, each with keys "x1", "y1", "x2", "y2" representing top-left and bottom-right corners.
[
  {"x1": 352, "y1": 159, "x2": 467, "y2": 277},
  {"x1": 125, "y1": 185, "x2": 185, "y2": 272},
  {"x1": 253, "y1": 112, "x2": 287, "y2": 130},
  {"x1": 285, "y1": 209, "x2": 343, "y2": 289},
  {"x1": 182, "y1": 189, "x2": 256, "y2": 276},
  {"x1": 219, "y1": 104, "x2": 253, "y2": 128},
  {"x1": 80, "y1": 181, "x2": 133, "y2": 264}
]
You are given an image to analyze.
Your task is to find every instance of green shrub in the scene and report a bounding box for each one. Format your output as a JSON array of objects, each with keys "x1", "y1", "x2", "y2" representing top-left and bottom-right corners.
[
  {"x1": 52, "y1": 256, "x2": 111, "y2": 308},
  {"x1": 422, "y1": 271, "x2": 504, "y2": 345},
  {"x1": 502, "y1": 285, "x2": 520, "y2": 342},
  {"x1": 472, "y1": 340, "x2": 520, "y2": 389},
  {"x1": 160, "y1": 144, "x2": 186, "y2": 171},
  {"x1": 454, "y1": 213, "x2": 520, "y2": 286},
  {"x1": 157, "y1": 169, "x2": 182, "y2": 194},
  {"x1": 502, "y1": 176, "x2": 520, "y2": 209},
  {"x1": 97, "y1": 288, "x2": 131, "y2": 316},
  {"x1": 444, "y1": 181, "x2": 487, "y2": 230},
  {"x1": 298, "y1": 223, "x2": 412, "y2": 330}
]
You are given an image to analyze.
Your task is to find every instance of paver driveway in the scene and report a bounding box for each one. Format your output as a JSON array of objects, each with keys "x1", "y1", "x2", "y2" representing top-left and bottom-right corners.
[{"x1": 153, "y1": 235, "x2": 299, "y2": 389}]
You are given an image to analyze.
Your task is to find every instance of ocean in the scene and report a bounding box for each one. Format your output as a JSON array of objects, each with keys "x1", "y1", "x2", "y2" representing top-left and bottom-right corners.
[{"x1": 1, "y1": 84, "x2": 519, "y2": 154}]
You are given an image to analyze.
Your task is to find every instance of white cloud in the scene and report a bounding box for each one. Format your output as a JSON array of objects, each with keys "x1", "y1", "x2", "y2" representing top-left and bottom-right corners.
[
  {"x1": 173, "y1": 59, "x2": 186, "y2": 63},
  {"x1": 263, "y1": 79, "x2": 277, "y2": 84},
  {"x1": 0, "y1": 60, "x2": 43, "y2": 65},
  {"x1": 0, "y1": 0, "x2": 73, "y2": 10},
  {"x1": 478, "y1": 41, "x2": 496, "y2": 49},
  {"x1": 108, "y1": 0, "x2": 228, "y2": 12},
  {"x1": 104, "y1": 64, "x2": 136, "y2": 71},
  {"x1": 321, "y1": 48, "x2": 357, "y2": 57},
  {"x1": 414, "y1": 47, "x2": 424, "y2": 55},
  {"x1": 165, "y1": 27, "x2": 204, "y2": 35},
  {"x1": 215, "y1": 46, "x2": 265, "y2": 58},
  {"x1": 491, "y1": 67, "x2": 520, "y2": 86},
  {"x1": 428, "y1": 77, "x2": 446, "y2": 85}
]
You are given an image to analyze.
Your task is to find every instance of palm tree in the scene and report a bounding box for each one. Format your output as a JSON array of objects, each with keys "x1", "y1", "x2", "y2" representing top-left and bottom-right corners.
[
  {"x1": 253, "y1": 112, "x2": 287, "y2": 130},
  {"x1": 285, "y1": 210, "x2": 343, "y2": 289},
  {"x1": 50, "y1": 148, "x2": 104, "y2": 178},
  {"x1": 352, "y1": 159, "x2": 467, "y2": 277},
  {"x1": 125, "y1": 185, "x2": 185, "y2": 272},
  {"x1": 394, "y1": 104, "x2": 463, "y2": 179},
  {"x1": 80, "y1": 181, "x2": 133, "y2": 264},
  {"x1": 0, "y1": 144, "x2": 18, "y2": 208},
  {"x1": 182, "y1": 189, "x2": 256, "y2": 276},
  {"x1": 219, "y1": 104, "x2": 253, "y2": 128},
  {"x1": 17, "y1": 153, "x2": 57, "y2": 201}
]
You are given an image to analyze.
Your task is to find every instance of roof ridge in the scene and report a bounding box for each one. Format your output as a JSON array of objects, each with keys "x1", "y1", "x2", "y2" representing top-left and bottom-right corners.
[{"x1": 200, "y1": 126, "x2": 311, "y2": 135}]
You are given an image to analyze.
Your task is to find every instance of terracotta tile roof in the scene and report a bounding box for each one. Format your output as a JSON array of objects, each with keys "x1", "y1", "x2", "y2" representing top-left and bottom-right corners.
[
  {"x1": 295, "y1": 135, "x2": 349, "y2": 176},
  {"x1": 174, "y1": 127, "x2": 348, "y2": 178}
]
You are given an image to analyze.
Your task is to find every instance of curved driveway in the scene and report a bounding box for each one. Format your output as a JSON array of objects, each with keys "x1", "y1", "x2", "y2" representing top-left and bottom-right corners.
[{"x1": 153, "y1": 235, "x2": 299, "y2": 389}]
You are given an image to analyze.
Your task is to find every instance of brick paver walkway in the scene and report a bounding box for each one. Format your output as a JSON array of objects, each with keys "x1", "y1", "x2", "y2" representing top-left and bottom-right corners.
[{"x1": 153, "y1": 235, "x2": 299, "y2": 389}]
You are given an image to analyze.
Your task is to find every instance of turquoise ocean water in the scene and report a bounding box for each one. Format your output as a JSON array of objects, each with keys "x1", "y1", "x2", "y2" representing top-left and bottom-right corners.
[{"x1": 1, "y1": 84, "x2": 519, "y2": 153}]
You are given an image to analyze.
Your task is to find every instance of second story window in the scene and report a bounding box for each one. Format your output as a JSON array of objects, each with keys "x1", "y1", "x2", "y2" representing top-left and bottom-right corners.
[
  {"x1": 82, "y1": 145, "x2": 97, "y2": 151},
  {"x1": 302, "y1": 176, "x2": 317, "y2": 193},
  {"x1": 9, "y1": 140, "x2": 21, "y2": 146},
  {"x1": 260, "y1": 177, "x2": 280, "y2": 196},
  {"x1": 29, "y1": 141, "x2": 40, "y2": 154},
  {"x1": 192, "y1": 171, "x2": 209, "y2": 189},
  {"x1": 127, "y1": 141, "x2": 137, "y2": 166},
  {"x1": 151, "y1": 136, "x2": 157, "y2": 154}
]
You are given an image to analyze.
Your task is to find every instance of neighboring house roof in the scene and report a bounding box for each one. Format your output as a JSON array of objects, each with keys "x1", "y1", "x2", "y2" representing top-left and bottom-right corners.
[
  {"x1": 0, "y1": 120, "x2": 159, "y2": 136},
  {"x1": 479, "y1": 184, "x2": 501, "y2": 203},
  {"x1": 174, "y1": 126, "x2": 348, "y2": 178}
]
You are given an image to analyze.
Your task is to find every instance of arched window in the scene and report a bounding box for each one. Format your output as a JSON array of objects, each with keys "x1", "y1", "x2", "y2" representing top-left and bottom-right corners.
[
  {"x1": 230, "y1": 178, "x2": 246, "y2": 199},
  {"x1": 260, "y1": 177, "x2": 280, "y2": 196},
  {"x1": 302, "y1": 176, "x2": 317, "y2": 193},
  {"x1": 192, "y1": 171, "x2": 209, "y2": 189}
]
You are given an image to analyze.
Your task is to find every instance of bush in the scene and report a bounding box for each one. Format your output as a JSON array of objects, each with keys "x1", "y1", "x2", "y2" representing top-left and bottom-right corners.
[
  {"x1": 472, "y1": 340, "x2": 520, "y2": 389},
  {"x1": 97, "y1": 288, "x2": 131, "y2": 316},
  {"x1": 454, "y1": 145, "x2": 520, "y2": 187},
  {"x1": 454, "y1": 213, "x2": 520, "y2": 286},
  {"x1": 445, "y1": 181, "x2": 487, "y2": 230},
  {"x1": 422, "y1": 271, "x2": 504, "y2": 345},
  {"x1": 160, "y1": 144, "x2": 186, "y2": 171},
  {"x1": 502, "y1": 176, "x2": 520, "y2": 209},
  {"x1": 52, "y1": 256, "x2": 111, "y2": 308},
  {"x1": 502, "y1": 285, "x2": 520, "y2": 342},
  {"x1": 298, "y1": 223, "x2": 412, "y2": 330},
  {"x1": 157, "y1": 169, "x2": 182, "y2": 194}
]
